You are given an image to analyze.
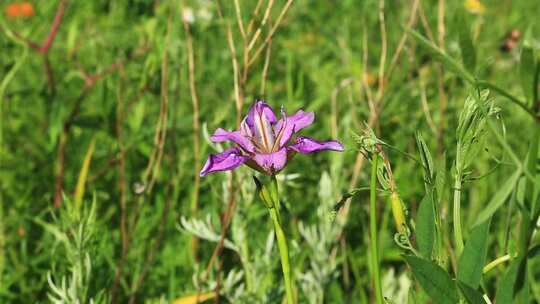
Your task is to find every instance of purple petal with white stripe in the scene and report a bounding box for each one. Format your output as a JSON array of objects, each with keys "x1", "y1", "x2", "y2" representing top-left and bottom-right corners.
[
  {"x1": 274, "y1": 110, "x2": 315, "y2": 147},
  {"x1": 245, "y1": 100, "x2": 277, "y2": 132},
  {"x1": 210, "y1": 128, "x2": 255, "y2": 153},
  {"x1": 252, "y1": 147, "x2": 288, "y2": 174},
  {"x1": 199, "y1": 147, "x2": 249, "y2": 177},
  {"x1": 288, "y1": 136, "x2": 344, "y2": 154}
]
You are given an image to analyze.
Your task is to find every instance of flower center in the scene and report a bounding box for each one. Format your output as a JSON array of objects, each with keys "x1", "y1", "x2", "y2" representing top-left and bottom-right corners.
[{"x1": 253, "y1": 109, "x2": 275, "y2": 153}]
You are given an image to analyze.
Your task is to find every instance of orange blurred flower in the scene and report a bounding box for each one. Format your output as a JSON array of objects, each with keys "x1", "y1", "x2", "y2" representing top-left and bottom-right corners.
[{"x1": 5, "y1": 2, "x2": 35, "y2": 18}]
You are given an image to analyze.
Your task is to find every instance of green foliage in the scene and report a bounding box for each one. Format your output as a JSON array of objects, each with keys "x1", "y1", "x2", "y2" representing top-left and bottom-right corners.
[
  {"x1": 457, "y1": 281, "x2": 486, "y2": 304},
  {"x1": 496, "y1": 257, "x2": 524, "y2": 304},
  {"x1": 1, "y1": 0, "x2": 540, "y2": 303},
  {"x1": 456, "y1": 10, "x2": 477, "y2": 74},
  {"x1": 474, "y1": 169, "x2": 522, "y2": 226},
  {"x1": 415, "y1": 193, "x2": 435, "y2": 259},
  {"x1": 519, "y1": 46, "x2": 536, "y2": 104},
  {"x1": 457, "y1": 220, "x2": 490, "y2": 288},
  {"x1": 404, "y1": 255, "x2": 459, "y2": 304}
]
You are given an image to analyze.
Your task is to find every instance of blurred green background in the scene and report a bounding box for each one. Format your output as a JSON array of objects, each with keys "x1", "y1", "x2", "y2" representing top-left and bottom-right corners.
[{"x1": 1, "y1": 0, "x2": 539, "y2": 303}]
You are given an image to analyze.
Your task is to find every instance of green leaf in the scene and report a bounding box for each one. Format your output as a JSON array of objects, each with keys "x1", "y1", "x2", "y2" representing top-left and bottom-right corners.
[
  {"x1": 407, "y1": 28, "x2": 475, "y2": 84},
  {"x1": 519, "y1": 46, "x2": 535, "y2": 103},
  {"x1": 457, "y1": 281, "x2": 486, "y2": 304},
  {"x1": 416, "y1": 193, "x2": 435, "y2": 258},
  {"x1": 457, "y1": 10, "x2": 476, "y2": 73},
  {"x1": 477, "y1": 80, "x2": 536, "y2": 118},
  {"x1": 496, "y1": 257, "x2": 522, "y2": 303},
  {"x1": 526, "y1": 126, "x2": 539, "y2": 217},
  {"x1": 473, "y1": 169, "x2": 522, "y2": 226},
  {"x1": 435, "y1": 155, "x2": 447, "y2": 207},
  {"x1": 404, "y1": 255, "x2": 459, "y2": 304},
  {"x1": 457, "y1": 220, "x2": 490, "y2": 288},
  {"x1": 415, "y1": 132, "x2": 434, "y2": 185}
]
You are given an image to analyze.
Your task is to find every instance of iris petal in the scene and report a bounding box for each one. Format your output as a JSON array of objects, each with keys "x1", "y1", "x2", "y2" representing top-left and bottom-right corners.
[
  {"x1": 252, "y1": 147, "x2": 288, "y2": 174},
  {"x1": 210, "y1": 128, "x2": 255, "y2": 153},
  {"x1": 245, "y1": 100, "x2": 277, "y2": 131},
  {"x1": 244, "y1": 100, "x2": 278, "y2": 152},
  {"x1": 199, "y1": 147, "x2": 248, "y2": 176},
  {"x1": 274, "y1": 110, "x2": 315, "y2": 147},
  {"x1": 288, "y1": 136, "x2": 344, "y2": 154}
]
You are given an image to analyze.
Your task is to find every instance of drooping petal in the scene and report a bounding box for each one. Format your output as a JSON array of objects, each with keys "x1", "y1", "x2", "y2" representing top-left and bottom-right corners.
[
  {"x1": 252, "y1": 147, "x2": 288, "y2": 175},
  {"x1": 210, "y1": 128, "x2": 255, "y2": 153},
  {"x1": 288, "y1": 136, "x2": 344, "y2": 154},
  {"x1": 199, "y1": 147, "x2": 249, "y2": 177},
  {"x1": 274, "y1": 110, "x2": 315, "y2": 147}
]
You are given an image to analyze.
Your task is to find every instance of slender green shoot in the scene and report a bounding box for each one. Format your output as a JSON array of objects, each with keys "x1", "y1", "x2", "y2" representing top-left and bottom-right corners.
[
  {"x1": 370, "y1": 154, "x2": 383, "y2": 304},
  {"x1": 258, "y1": 176, "x2": 296, "y2": 304}
]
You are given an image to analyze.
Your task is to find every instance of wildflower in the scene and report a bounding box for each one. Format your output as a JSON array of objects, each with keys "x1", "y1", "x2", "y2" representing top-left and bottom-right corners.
[
  {"x1": 464, "y1": 0, "x2": 485, "y2": 15},
  {"x1": 5, "y1": 2, "x2": 34, "y2": 18},
  {"x1": 200, "y1": 100, "x2": 344, "y2": 176}
]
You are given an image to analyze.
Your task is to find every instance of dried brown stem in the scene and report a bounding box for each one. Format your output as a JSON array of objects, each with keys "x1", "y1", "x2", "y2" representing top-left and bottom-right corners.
[
  {"x1": 385, "y1": 0, "x2": 419, "y2": 81},
  {"x1": 115, "y1": 79, "x2": 128, "y2": 278},
  {"x1": 53, "y1": 90, "x2": 88, "y2": 208},
  {"x1": 182, "y1": 0, "x2": 202, "y2": 262},
  {"x1": 259, "y1": 34, "x2": 273, "y2": 96},
  {"x1": 215, "y1": 0, "x2": 243, "y2": 126},
  {"x1": 202, "y1": 176, "x2": 238, "y2": 280},
  {"x1": 247, "y1": 0, "x2": 293, "y2": 67},
  {"x1": 233, "y1": 0, "x2": 247, "y2": 39},
  {"x1": 331, "y1": 78, "x2": 355, "y2": 139},
  {"x1": 436, "y1": 0, "x2": 447, "y2": 152},
  {"x1": 376, "y1": 0, "x2": 387, "y2": 101},
  {"x1": 11, "y1": 0, "x2": 67, "y2": 54},
  {"x1": 246, "y1": 0, "x2": 265, "y2": 34},
  {"x1": 111, "y1": 21, "x2": 168, "y2": 304},
  {"x1": 247, "y1": 0, "x2": 275, "y2": 51}
]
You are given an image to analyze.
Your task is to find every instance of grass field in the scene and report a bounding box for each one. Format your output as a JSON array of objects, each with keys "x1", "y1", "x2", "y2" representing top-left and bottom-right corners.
[{"x1": 1, "y1": 0, "x2": 539, "y2": 303}]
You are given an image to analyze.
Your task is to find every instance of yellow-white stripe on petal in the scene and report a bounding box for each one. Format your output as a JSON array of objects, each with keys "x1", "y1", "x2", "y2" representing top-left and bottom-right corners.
[{"x1": 254, "y1": 109, "x2": 275, "y2": 152}]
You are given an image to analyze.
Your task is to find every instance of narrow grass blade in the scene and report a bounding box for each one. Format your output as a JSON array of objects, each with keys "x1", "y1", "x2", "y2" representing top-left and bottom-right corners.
[
  {"x1": 415, "y1": 132, "x2": 434, "y2": 185},
  {"x1": 478, "y1": 81, "x2": 536, "y2": 119},
  {"x1": 473, "y1": 169, "x2": 521, "y2": 226},
  {"x1": 457, "y1": 10, "x2": 476, "y2": 74},
  {"x1": 74, "y1": 138, "x2": 96, "y2": 209},
  {"x1": 407, "y1": 29, "x2": 475, "y2": 84}
]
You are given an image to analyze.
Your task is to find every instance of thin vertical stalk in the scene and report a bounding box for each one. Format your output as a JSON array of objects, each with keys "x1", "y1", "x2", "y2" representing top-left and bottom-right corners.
[
  {"x1": 453, "y1": 147, "x2": 464, "y2": 256},
  {"x1": 182, "y1": 2, "x2": 201, "y2": 261},
  {"x1": 369, "y1": 154, "x2": 383, "y2": 304},
  {"x1": 268, "y1": 206, "x2": 294, "y2": 304},
  {"x1": 453, "y1": 175, "x2": 464, "y2": 255},
  {"x1": 260, "y1": 176, "x2": 295, "y2": 304}
]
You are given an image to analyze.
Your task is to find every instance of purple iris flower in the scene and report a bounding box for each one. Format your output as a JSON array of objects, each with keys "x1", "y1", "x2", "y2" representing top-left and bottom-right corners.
[{"x1": 200, "y1": 100, "x2": 344, "y2": 177}]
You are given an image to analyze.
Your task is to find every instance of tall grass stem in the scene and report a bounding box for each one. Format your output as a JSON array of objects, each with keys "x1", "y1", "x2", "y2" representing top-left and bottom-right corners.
[
  {"x1": 453, "y1": 170, "x2": 464, "y2": 256},
  {"x1": 370, "y1": 154, "x2": 383, "y2": 304}
]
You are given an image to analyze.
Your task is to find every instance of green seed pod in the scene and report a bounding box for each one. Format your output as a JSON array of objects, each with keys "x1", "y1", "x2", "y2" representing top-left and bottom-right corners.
[{"x1": 390, "y1": 191, "x2": 407, "y2": 234}]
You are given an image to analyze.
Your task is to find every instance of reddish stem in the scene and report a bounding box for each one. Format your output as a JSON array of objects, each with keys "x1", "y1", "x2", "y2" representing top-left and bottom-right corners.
[{"x1": 38, "y1": 0, "x2": 67, "y2": 54}]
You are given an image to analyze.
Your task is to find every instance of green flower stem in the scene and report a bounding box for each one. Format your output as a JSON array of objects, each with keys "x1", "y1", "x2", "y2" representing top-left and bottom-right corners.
[
  {"x1": 268, "y1": 204, "x2": 295, "y2": 304},
  {"x1": 483, "y1": 254, "x2": 512, "y2": 274},
  {"x1": 453, "y1": 171, "x2": 464, "y2": 256},
  {"x1": 370, "y1": 154, "x2": 383, "y2": 304},
  {"x1": 260, "y1": 176, "x2": 295, "y2": 304}
]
